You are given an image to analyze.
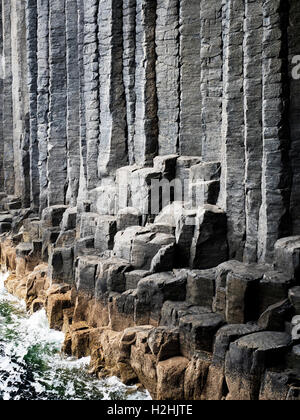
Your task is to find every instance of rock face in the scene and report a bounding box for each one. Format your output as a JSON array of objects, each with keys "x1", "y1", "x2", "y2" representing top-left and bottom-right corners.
[{"x1": 0, "y1": 0, "x2": 300, "y2": 401}]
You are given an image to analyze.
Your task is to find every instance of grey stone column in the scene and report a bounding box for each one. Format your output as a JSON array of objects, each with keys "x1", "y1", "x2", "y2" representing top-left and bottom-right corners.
[
  {"x1": 26, "y1": 0, "x2": 39, "y2": 211},
  {"x1": 179, "y1": 0, "x2": 201, "y2": 156},
  {"x1": 48, "y1": 0, "x2": 67, "y2": 206},
  {"x1": 37, "y1": 0, "x2": 49, "y2": 213},
  {"x1": 98, "y1": 0, "x2": 127, "y2": 177},
  {"x1": 66, "y1": 0, "x2": 80, "y2": 206},
  {"x1": 77, "y1": 0, "x2": 88, "y2": 203},
  {"x1": 258, "y1": 0, "x2": 291, "y2": 263},
  {"x1": 123, "y1": 0, "x2": 136, "y2": 165},
  {"x1": 219, "y1": 0, "x2": 246, "y2": 260},
  {"x1": 11, "y1": 0, "x2": 31, "y2": 208},
  {"x1": 200, "y1": 0, "x2": 223, "y2": 161},
  {"x1": 2, "y1": 0, "x2": 15, "y2": 195},
  {"x1": 83, "y1": 0, "x2": 100, "y2": 190},
  {"x1": 156, "y1": 0, "x2": 180, "y2": 156},
  {"x1": 289, "y1": 0, "x2": 300, "y2": 235},
  {"x1": 0, "y1": 1, "x2": 4, "y2": 191},
  {"x1": 133, "y1": 0, "x2": 158, "y2": 166},
  {"x1": 243, "y1": 0, "x2": 263, "y2": 263}
]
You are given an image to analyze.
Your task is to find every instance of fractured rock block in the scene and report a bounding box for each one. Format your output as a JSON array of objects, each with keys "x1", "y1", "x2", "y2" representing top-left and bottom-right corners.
[
  {"x1": 160, "y1": 301, "x2": 212, "y2": 328},
  {"x1": 184, "y1": 351, "x2": 212, "y2": 400},
  {"x1": 189, "y1": 160, "x2": 221, "y2": 207},
  {"x1": 74, "y1": 236, "x2": 95, "y2": 258},
  {"x1": 179, "y1": 313, "x2": 225, "y2": 357},
  {"x1": 225, "y1": 332, "x2": 291, "y2": 400},
  {"x1": 258, "y1": 270, "x2": 295, "y2": 315},
  {"x1": 258, "y1": 299, "x2": 294, "y2": 331},
  {"x1": 157, "y1": 357, "x2": 189, "y2": 400},
  {"x1": 213, "y1": 260, "x2": 249, "y2": 315},
  {"x1": 153, "y1": 154, "x2": 178, "y2": 181},
  {"x1": 114, "y1": 225, "x2": 176, "y2": 271},
  {"x1": 131, "y1": 229, "x2": 175, "y2": 270},
  {"x1": 94, "y1": 215, "x2": 117, "y2": 253},
  {"x1": 60, "y1": 206, "x2": 77, "y2": 231},
  {"x1": 22, "y1": 219, "x2": 41, "y2": 242},
  {"x1": 95, "y1": 257, "x2": 132, "y2": 295},
  {"x1": 48, "y1": 247, "x2": 74, "y2": 285},
  {"x1": 47, "y1": 292, "x2": 73, "y2": 331},
  {"x1": 213, "y1": 324, "x2": 263, "y2": 370},
  {"x1": 274, "y1": 237, "x2": 300, "y2": 280},
  {"x1": 125, "y1": 270, "x2": 151, "y2": 290},
  {"x1": 0, "y1": 222, "x2": 11, "y2": 234},
  {"x1": 289, "y1": 287, "x2": 300, "y2": 315},
  {"x1": 186, "y1": 268, "x2": 216, "y2": 308},
  {"x1": 148, "y1": 326, "x2": 180, "y2": 362},
  {"x1": 42, "y1": 205, "x2": 69, "y2": 228},
  {"x1": 190, "y1": 205, "x2": 228, "y2": 269},
  {"x1": 226, "y1": 269, "x2": 263, "y2": 324},
  {"x1": 75, "y1": 256, "x2": 99, "y2": 295},
  {"x1": 79, "y1": 212, "x2": 100, "y2": 238},
  {"x1": 89, "y1": 184, "x2": 118, "y2": 216},
  {"x1": 130, "y1": 167, "x2": 162, "y2": 220},
  {"x1": 136, "y1": 272, "x2": 187, "y2": 325},
  {"x1": 114, "y1": 226, "x2": 143, "y2": 261},
  {"x1": 116, "y1": 207, "x2": 142, "y2": 232}
]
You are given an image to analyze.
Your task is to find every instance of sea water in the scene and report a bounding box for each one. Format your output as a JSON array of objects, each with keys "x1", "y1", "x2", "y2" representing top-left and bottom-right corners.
[{"x1": 0, "y1": 271, "x2": 150, "y2": 401}]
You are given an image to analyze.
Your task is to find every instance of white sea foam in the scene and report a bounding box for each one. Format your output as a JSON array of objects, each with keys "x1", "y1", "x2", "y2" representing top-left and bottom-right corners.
[{"x1": 0, "y1": 270, "x2": 151, "y2": 401}]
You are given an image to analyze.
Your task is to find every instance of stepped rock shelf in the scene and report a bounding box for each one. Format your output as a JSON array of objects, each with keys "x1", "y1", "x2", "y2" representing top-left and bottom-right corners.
[{"x1": 1, "y1": 0, "x2": 300, "y2": 401}]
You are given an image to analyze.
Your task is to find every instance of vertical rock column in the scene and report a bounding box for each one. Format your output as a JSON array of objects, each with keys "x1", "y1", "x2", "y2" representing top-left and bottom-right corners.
[
  {"x1": 156, "y1": 0, "x2": 180, "y2": 156},
  {"x1": 98, "y1": 0, "x2": 127, "y2": 177},
  {"x1": 258, "y1": 0, "x2": 291, "y2": 263},
  {"x1": 200, "y1": 0, "x2": 223, "y2": 161},
  {"x1": 77, "y1": 0, "x2": 88, "y2": 202},
  {"x1": 123, "y1": 0, "x2": 136, "y2": 165},
  {"x1": 48, "y1": 0, "x2": 67, "y2": 206},
  {"x1": 179, "y1": 0, "x2": 201, "y2": 156},
  {"x1": 26, "y1": 0, "x2": 39, "y2": 211},
  {"x1": 243, "y1": 0, "x2": 263, "y2": 263},
  {"x1": 133, "y1": 0, "x2": 158, "y2": 166},
  {"x1": 219, "y1": 0, "x2": 246, "y2": 260},
  {"x1": 83, "y1": 0, "x2": 99, "y2": 190},
  {"x1": 289, "y1": 0, "x2": 300, "y2": 235},
  {"x1": 66, "y1": 0, "x2": 80, "y2": 206},
  {"x1": 37, "y1": 0, "x2": 49, "y2": 212},
  {"x1": 2, "y1": 0, "x2": 15, "y2": 195},
  {"x1": 11, "y1": 0, "x2": 31, "y2": 207},
  {"x1": 0, "y1": 2, "x2": 4, "y2": 191}
]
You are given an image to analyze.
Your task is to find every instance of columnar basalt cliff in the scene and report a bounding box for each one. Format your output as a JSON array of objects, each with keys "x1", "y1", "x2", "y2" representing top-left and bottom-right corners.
[{"x1": 0, "y1": 0, "x2": 300, "y2": 400}]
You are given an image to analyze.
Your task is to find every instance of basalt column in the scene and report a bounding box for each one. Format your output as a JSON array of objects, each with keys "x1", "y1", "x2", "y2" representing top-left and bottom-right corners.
[
  {"x1": 258, "y1": 0, "x2": 291, "y2": 263},
  {"x1": 123, "y1": 0, "x2": 136, "y2": 165},
  {"x1": 37, "y1": 0, "x2": 49, "y2": 213},
  {"x1": 48, "y1": 0, "x2": 67, "y2": 206},
  {"x1": 11, "y1": 0, "x2": 30, "y2": 208},
  {"x1": 66, "y1": 0, "x2": 80, "y2": 206},
  {"x1": 0, "y1": 2, "x2": 4, "y2": 190},
  {"x1": 219, "y1": 0, "x2": 246, "y2": 260},
  {"x1": 83, "y1": 0, "x2": 100, "y2": 190},
  {"x1": 2, "y1": 0, "x2": 15, "y2": 195},
  {"x1": 289, "y1": 0, "x2": 300, "y2": 236},
  {"x1": 156, "y1": 0, "x2": 180, "y2": 156},
  {"x1": 179, "y1": 0, "x2": 201, "y2": 156},
  {"x1": 77, "y1": 0, "x2": 88, "y2": 202},
  {"x1": 98, "y1": 0, "x2": 128, "y2": 177},
  {"x1": 26, "y1": 0, "x2": 39, "y2": 211},
  {"x1": 200, "y1": 0, "x2": 223, "y2": 162},
  {"x1": 243, "y1": 0, "x2": 263, "y2": 263},
  {"x1": 133, "y1": 0, "x2": 158, "y2": 166}
]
